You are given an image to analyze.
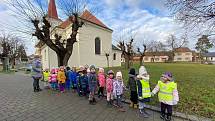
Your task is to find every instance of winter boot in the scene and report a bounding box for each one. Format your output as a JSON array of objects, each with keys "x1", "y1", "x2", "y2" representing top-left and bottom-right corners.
[
  {"x1": 139, "y1": 109, "x2": 149, "y2": 118},
  {"x1": 93, "y1": 98, "x2": 97, "y2": 103},
  {"x1": 133, "y1": 104, "x2": 138, "y2": 109},
  {"x1": 33, "y1": 87, "x2": 38, "y2": 92},
  {"x1": 89, "y1": 100, "x2": 94, "y2": 105},
  {"x1": 160, "y1": 112, "x2": 166, "y2": 120},
  {"x1": 165, "y1": 114, "x2": 172, "y2": 121},
  {"x1": 129, "y1": 102, "x2": 133, "y2": 108}
]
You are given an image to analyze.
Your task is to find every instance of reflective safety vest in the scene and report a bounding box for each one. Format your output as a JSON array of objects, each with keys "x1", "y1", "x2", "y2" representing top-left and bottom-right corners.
[
  {"x1": 138, "y1": 80, "x2": 151, "y2": 99},
  {"x1": 158, "y1": 80, "x2": 177, "y2": 102},
  {"x1": 43, "y1": 71, "x2": 50, "y2": 81}
]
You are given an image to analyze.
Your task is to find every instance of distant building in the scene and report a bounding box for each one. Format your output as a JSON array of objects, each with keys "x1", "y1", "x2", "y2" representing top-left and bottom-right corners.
[
  {"x1": 174, "y1": 47, "x2": 193, "y2": 62},
  {"x1": 202, "y1": 52, "x2": 215, "y2": 63},
  {"x1": 133, "y1": 47, "x2": 198, "y2": 63}
]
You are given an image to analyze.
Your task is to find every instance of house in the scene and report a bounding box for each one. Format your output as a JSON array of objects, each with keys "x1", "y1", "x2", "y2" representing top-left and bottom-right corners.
[
  {"x1": 36, "y1": 0, "x2": 121, "y2": 69},
  {"x1": 133, "y1": 47, "x2": 195, "y2": 63},
  {"x1": 203, "y1": 52, "x2": 215, "y2": 63},
  {"x1": 174, "y1": 47, "x2": 193, "y2": 62},
  {"x1": 133, "y1": 52, "x2": 171, "y2": 63}
]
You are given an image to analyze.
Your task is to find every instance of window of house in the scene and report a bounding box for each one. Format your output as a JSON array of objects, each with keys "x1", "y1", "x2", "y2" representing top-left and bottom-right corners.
[
  {"x1": 113, "y1": 53, "x2": 116, "y2": 60},
  {"x1": 185, "y1": 57, "x2": 190, "y2": 60},
  {"x1": 144, "y1": 57, "x2": 148, "y2": 61},
  {"x1": 177, "y1": 58, "x2": 182, "y2": 60},
  {"x1": 155, "y1": 58, "x2": 159, "y2": 61},
  {"x1": 185, "y1": 53, "x2": 190, "y2": 55},
  {"x1": 95, "y1": 37, "x2": 101, "y2": 54},
  {"x1": 211, "y1": 57, "x2": 213, "y2": 60},
  {"x1": 177, "y1": 53, "x2": 182, "y2": 56}
]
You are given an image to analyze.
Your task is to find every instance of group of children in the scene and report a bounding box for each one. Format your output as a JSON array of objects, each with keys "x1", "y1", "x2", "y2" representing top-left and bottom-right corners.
[{"x1": 40, "y1": 65, "x2": 179, "y2": 121}]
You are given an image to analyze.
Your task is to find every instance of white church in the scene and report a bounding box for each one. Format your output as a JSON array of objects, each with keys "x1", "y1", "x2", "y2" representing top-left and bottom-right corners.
[{"x1": 35, "y1": 0, "x2": 122, "y2": 69}]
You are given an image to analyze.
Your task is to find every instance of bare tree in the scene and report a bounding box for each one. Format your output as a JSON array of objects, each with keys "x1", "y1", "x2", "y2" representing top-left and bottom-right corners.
[
  {"x1": 105, "y1": 53, "x2": 110, "y2": 68},
  {"x1": 166, "y1": 0, "x2": 215, "y2": 41},
  {"x1": 117, "y1": 39, "x2": 134, "y2": 69},
  {"x1": 137, "y1": 44, "x2": 147, "y2": 67},
  {"x1": 0, "y1": 32, "x2": 25, "y2": 70},
  {"x1": 166, "y1": 34, "x2": 187, "y2": 62},
  {"x1": 7, "y1": 0, "x2": 87, "y2": 66}
]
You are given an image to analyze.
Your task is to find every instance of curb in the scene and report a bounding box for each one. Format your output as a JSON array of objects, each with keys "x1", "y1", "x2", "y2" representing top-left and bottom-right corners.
[{"x1": 122, "y1": 99, "x2": 212, "y2": 121}]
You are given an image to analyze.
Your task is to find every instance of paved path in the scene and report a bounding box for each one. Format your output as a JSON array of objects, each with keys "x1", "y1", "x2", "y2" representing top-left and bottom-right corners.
[{"x1": 0, "y1": 73, "x2": 185, "y2": 121}]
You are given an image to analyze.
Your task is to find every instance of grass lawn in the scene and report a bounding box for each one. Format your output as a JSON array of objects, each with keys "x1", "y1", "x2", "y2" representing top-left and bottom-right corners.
[{"x1": 106, "y1": 63, "x2": 215, "y2": 119}]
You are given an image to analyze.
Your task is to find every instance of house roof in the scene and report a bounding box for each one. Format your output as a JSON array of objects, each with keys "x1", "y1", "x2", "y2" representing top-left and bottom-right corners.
[
  {"x1": 134, "y1": 52, "x2": 171, "y2": 57},
  {"x1": 48, "y1": 0, "x2": 58, "y2": 19},
  {"x1": 174, "y1": 47, "x2": 192, "y2": 52},
  {"x1": 58, "y1": 10, "x2": 112, "y2": 31},
  {"x1": 202, "y1": 52, "x2": 215, "y2": 57}
]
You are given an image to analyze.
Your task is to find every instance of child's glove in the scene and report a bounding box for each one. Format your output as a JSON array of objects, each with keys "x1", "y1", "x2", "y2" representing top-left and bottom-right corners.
[
  {"x1": 173, "y1": 101, "x2": 178, "y2": 105},
  {"x1": 150, "y1": 92, "x2": 155, "y2": 97}
]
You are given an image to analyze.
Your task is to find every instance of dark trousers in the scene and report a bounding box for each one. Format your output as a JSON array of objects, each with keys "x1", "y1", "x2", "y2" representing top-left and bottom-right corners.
[
  {"x1": 98, "y1": 87, "x2": 104, "y2": 97},
  {"x1": 130, "y1": 91, "x2": 138, "y2": 104},
  {"x1": 161, "y1": 102, "x2": 172, "y2": 116},
  {"x1": 33, "y1": 77, "x2": 40, "y2": 91}
]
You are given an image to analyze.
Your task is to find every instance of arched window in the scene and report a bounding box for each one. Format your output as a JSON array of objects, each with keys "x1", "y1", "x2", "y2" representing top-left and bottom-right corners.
[
  {"x1": 95, "y1": 37, "x2": 101, "y2": 55},
  {"x1": 113, "y1": 53, "x2": 116, "y2": 60}
]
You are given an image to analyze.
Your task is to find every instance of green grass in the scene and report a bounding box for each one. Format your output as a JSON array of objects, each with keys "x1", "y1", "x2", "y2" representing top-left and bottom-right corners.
[{"x1": 106, "y1": 63, "x2": 215, "y2": 119}]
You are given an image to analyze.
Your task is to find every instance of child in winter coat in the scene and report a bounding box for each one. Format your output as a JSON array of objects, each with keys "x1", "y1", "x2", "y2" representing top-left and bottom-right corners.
[
  {"x1": 136, "y1": 66, "x2": 151, "y2": 118},
  {"x1": 77, "y1": 66, "x2": 88, "y2": 97},
  {"x1": 43, "y1": 68, "x2": 50, "y2": 89},
  {"x1": 151, "y1": 72, "x2": 179, "y2": 121},
  {"x1": 70, "y1": 67, "x2": 78, "y2": 93},
  {"x1": 88, "y1": 65, "x2": 97, "y2": 105},
  {"x1": 49, "y1": 68, "x2": 58, "y2": 90},
  {"x1": 57, "y1": 66, "x2": 66, "y2": 93},
  {"x1": 106, "y1": 70, "x2": 114, "y2": 107},
  {"x1": 113, "y1": 71, "x2": 126, "y2": 112},
  {"x1": 65, "y1": 67, "x2": 72, "y2": 90},
  {"x1": 97, "y1": 68, "x2": 106, "y2": 98},
  {"x1": 127, "y1": 68, "x2": 138, "y2": 109}
]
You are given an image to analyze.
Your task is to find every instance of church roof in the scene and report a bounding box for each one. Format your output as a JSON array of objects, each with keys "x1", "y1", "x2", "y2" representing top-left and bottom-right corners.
[
  {"x1": 48, "y1": 0, "x2": 58, "y2": 19},
  {"x1": 58, "y1": 10, "x2": 112, "y2": 31}
]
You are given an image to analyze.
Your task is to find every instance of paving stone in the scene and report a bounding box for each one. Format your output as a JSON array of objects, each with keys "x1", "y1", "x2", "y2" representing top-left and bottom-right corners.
[{"x1": 0, "y1": 73, "x2": 189, "y2": 121}]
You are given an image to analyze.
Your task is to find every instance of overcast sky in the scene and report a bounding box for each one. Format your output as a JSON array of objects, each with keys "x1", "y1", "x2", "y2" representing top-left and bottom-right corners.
[{"x1": 0, "y1": 0, "x2": 214, "y2": 55}]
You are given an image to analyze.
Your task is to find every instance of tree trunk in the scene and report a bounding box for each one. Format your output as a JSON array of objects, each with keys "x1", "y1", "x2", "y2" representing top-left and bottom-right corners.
[
  {"x1": 139, "y1": 56, "x2": 144, "y2": 67},
  {"x1": 124, "y1": 55, "x2": 130, "y2": 69},
  {"x1": 106, "y1": 56, "x2": 109, "y2": 68},
  {"x1": 57, "y1": 52, "x2": 65, "y2": 67}
]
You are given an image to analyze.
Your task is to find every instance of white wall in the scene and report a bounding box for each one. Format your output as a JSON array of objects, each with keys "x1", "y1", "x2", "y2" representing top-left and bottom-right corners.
[
  {"x1": 78, "y1": 22, "x2": 114, "y2": 68},
  {"x1": 174, "y1": 52, "x2": 192, "y2": 61},
  {"x1": 40, "y1": 20, "x2": 121, "y2": 68},
  {"x1": 111, "y1": 50, "x2": 122, "y2": 67}
]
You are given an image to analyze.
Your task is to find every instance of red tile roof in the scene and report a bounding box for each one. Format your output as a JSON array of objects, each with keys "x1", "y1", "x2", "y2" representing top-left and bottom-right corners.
[
  {"x1": 48, "y1": 0, "x2": 58, "y2": 19},
  {"x1": 58, "y1": 10, "x2": 111, "y2": 30},
  {"x1": 175, "y1": 47, "x2": 192, "y2": 52}
]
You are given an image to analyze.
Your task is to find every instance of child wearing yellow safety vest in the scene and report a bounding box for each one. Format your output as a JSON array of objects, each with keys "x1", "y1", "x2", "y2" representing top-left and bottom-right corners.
[
  {"x1": 136, "y1": 66, "x2": 151, "y2": 118},
  {"x1": 43, "y1": 68, "x2": 50, "y2": 89},
  {"x1": 152, "y1": 72, "x2": 179, "y2": 121}
]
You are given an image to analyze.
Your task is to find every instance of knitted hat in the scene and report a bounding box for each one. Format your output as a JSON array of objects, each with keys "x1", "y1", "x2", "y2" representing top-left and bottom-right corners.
[
  {"x1": 51, "y1": 68, "x2": 55, "y2": 73},
  {"x1": 116, "y1": 71, "x2": 122, "y2": 78},
  {"x1": 108, "y1": 70, "x2": 114, "y2": 75},
  {"x1": 137, "y1": 66, "x2": 149, "y2": 80},
  {"x1": 90, "y1": 65, "x2": 96, "y2": 70},
  {"x1": 129, "y1": 68, "x2": 136, "y2": 75},
  {"x1": 162, "y1": 72, "x2": 173, "y2": 81},
  {"x1": 79, "y1": 66, "x2": 85, "y2": 72},
  {"x1": 99, "y1": 68, "x2": 104, "y2": 73}
]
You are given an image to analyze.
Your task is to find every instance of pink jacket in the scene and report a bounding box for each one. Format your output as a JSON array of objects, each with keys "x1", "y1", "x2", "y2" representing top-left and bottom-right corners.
[
  {"x1": 106, "y1": 78, "x2": 113, "y2": 93},
  {"x1": 49, "y1": 74, "x2": 57, "y2": 83},
  {"x1": 98, "y1": 73, "x2": 106, "y2": 87}
]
